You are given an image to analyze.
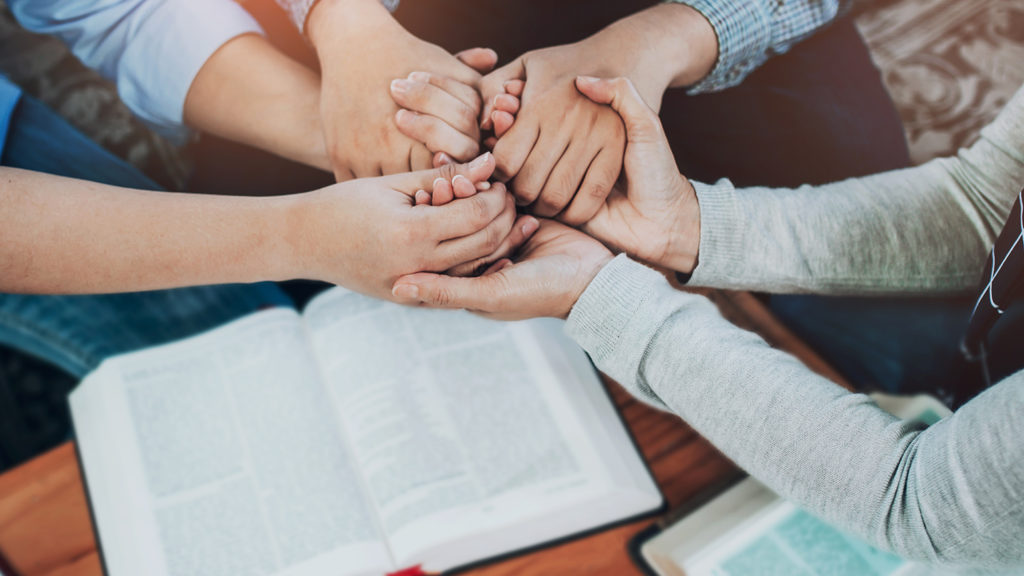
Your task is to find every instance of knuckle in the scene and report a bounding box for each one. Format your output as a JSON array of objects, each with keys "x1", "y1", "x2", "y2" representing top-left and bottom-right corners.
[
  {"x1": 468, "y1": 90, "x2": 483, "y2": 114},
  {"x1": 469, "y1": 196, "x2": 494, "y2": 225},
  {"x1": 559, "y1": 210, "x2": 587, "y2": 227},
  {"x1": 584, "y1": 179, "x2": 610, "y2": 201},
  {"x1": 535, "y1": 190, "x2": 569, "y2": 215},
  {"x1": 457, "y1": 106, "x2": 479, "y2": 132},
  {"x1": 437, "y1": 162, "x2": 458, "y2": 182},
  {"x1": 408, "y1": 82, "x2": 433, "y2": 106},
  {"x1": 456, "y1": 139, "x2": 480, "y2": 161},
  {"x1": 421, "y1": 119, "x2": 443, "y2": 145},
  {"x1": 593, "y1": 161, "x2": 620, "y2": 192},
  {"x1": 484, "y1": 222, "x2": 505, "y2": 251},
  {"x1": 432, "y1": 285, "x2": 453, "y2": 307},
  {"x1": 512, "y1": 178, "x2": 540, "y2": 205},
  {"x1": 555, "y1": 170, "x2": 581, "y2": 199},
  {"x1": 448, "y1": 261, "x2": 473, "y2": 278},
  {"x1": 493, "y1": 153, "x2": 519, "y2": 183},
  {"x1": 481, "y1": 76, "x2": 502, "y2": 100}
]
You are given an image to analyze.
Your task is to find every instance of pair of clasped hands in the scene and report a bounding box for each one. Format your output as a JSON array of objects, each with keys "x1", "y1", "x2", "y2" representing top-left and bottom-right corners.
[{"x1": 311, "y1": 0, "x2": 705, "y2": 319}]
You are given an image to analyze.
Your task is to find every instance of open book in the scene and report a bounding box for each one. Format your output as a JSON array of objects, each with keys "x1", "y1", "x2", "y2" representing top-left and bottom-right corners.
[{"x1": 71, "y1": 287, "x2": 663, "y2": 576}]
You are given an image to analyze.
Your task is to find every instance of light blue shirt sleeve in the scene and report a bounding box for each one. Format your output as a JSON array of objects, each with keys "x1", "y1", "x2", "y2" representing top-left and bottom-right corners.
[
  {"x1": 8, "y1": 0, "x2": 265, "y2": 145},
  {"x1": 669, "y1": 0, "x2": 851, "y2": 93}
]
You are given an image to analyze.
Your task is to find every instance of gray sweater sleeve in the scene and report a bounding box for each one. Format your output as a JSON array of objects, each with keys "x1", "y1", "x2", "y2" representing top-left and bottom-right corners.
[
  {"x1": 687, "y1": 85, "x2": 1024, "y2": 296},
  {"x1": 566, "y1": 256, "x2": 1024, "y2": 567}
]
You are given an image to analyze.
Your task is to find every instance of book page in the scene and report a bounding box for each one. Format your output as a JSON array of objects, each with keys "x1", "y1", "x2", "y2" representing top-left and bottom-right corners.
[
  {"x1": 71, "y1": 309, "x2": 392, "y2": 576},
  {"x1": 304, "y1": 289, "x2": 662, "y2": 570}
]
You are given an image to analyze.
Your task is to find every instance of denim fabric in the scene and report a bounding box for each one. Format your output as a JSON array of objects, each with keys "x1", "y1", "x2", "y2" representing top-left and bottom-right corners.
[
  {"x1": 0, "y1": 93, "x2": 294, "y2": 378},
  {"x1": 0, "y1": 93, "x2": 162, "y2": 190},
  {"x1": 0, "y1": 286, "x2": 292, "y2": 378},
  {"x1": 770, "y1": 294, "x2": 1024, "y2": 401},
  {"x1": 0, "y1": 77, "x2": 21, "y2": 159}
]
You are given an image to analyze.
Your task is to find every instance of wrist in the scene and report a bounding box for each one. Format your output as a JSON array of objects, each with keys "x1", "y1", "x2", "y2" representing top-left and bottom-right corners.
[
  {"x1": 563, "y1": 251, "x2": 615, "y2": 320},
  {"x1": 661, "y1": 179, "x2": 702, "y2": 273},
  {"x1": 596, "y1": 4, "x2": 717, "y2": 106},
  {"x1": 272, "y1": 192, "x2": 326, "y2": 282},
  {"x1": 308, "y1": 0, "x2": 394, "y2": 51}
]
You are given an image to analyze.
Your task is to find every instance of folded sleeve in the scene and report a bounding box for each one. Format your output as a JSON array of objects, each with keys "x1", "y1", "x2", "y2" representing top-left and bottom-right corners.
[
  {"x1": 9, "y1": 0, "x2": 265, "y2": 144},
  {"x1": 567, "y1": 255, "x2": 1024, "y2": 567},
  {"x1": 668, "y1": 0, "x2": 849, "y2": 93}
]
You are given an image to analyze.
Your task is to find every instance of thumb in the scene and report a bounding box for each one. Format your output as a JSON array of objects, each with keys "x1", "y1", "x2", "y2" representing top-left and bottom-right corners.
[
  {"x1": 456, "y1": 47, "x2": 499, "y2": 74},
  {"x1": 391, "y1": 152, "x2": 495, "y2": 194},
  {"x1": 392, "y1": 271, "x2": 507, "y2": 311},
  {"x1": 575, "y1": 76, "x2": 664, "y2": 143}
]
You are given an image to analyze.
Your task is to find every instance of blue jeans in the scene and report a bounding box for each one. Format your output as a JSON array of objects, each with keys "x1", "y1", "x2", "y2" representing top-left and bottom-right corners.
[
  {"x1": 769, "y1": 295, "x2": 1024, "y2": 403},
  {"x1": 0, "y1": 94, "x2": 293, "y2": 378}
]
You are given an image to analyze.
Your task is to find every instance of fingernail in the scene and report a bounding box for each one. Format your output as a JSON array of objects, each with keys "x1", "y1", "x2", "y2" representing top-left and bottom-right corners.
[
  {"x1": 577, "y1": 75, "x2": 599, "y2": 84},
  {"x1": 391, "y1": 79, "x2": 411, "y2": 93},
  {"x1": 408, "y1": 71, "x2": 430, "y2": 83},
  {"x1": 477, "y1": 181, "x2": 492, "y2": 190},
  {"x1": 393, "y1": 284, "x2": 419, "y2": 300},
  {"x1": 433, "y1": 177, "x2": 447, "y2": 188},
  {"x1": 436, "y1": 152, "x2": 454, "y2": 165},
  {"x1": 522, "y1": 217, "x2": 539, "y2": 236},
  {"x1": 452, "y1": 174, "x2": 470, "y2": 186},
  {"x1": 470, "y1": 152, "x2": 491, "y2": 169},
  {"x1": 396, "y1": 109, "x2": 412, "y2": 124}
]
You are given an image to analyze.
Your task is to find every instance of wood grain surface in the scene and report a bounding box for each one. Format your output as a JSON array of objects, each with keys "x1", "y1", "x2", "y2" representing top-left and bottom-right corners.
[{"x1": 0, "y1": 290, "x2": 844, "y2": 576}]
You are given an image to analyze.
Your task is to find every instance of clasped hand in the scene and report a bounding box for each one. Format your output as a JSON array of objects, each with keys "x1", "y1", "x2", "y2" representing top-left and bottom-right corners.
[
  {"x1": 390, "y1": 77, "x2": 702, "y2": 320},
  {"x1": 307, "y1": 1, "x2": 702, "y2": 310}
]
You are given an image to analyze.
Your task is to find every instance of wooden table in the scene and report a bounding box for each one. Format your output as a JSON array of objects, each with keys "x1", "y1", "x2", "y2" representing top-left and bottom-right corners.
[{"x1": 0, "y1": 292, "x2": 844, "y2": 576}]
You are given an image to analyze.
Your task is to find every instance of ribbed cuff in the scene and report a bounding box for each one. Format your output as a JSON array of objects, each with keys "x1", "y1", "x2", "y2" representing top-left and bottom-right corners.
[
  {"x1": 688, "y1": 179, "x2": 748, "y2": 287},
  {"x1": 670, "y1": 0, "x2": 771, "y2": 94}
]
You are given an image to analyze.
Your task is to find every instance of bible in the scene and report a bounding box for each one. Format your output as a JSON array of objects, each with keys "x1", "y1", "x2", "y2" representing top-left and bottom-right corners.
[{"x1": 70, "y1": 287, "x2": 663, "y2": 576}]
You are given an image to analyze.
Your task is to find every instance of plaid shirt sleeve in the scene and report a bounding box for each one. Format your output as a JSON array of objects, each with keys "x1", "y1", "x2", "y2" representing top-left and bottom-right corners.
[
  {"x1": 670, "y1": 0, "x2": 852, "y2": 93},
  {"x1": 275, "y1": 0, "x2": 400, "y2": 35}
]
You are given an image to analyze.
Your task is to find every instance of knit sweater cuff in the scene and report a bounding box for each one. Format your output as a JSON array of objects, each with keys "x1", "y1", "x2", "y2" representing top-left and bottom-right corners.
[{"x1": 688, "y1": 178, "x2": 748, "y2": 287}]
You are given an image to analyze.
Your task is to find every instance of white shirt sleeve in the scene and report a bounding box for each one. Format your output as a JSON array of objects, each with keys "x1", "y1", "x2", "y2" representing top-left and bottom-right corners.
[{"x1": 9, "y1": 0, "x2": 265, "y2": 145}]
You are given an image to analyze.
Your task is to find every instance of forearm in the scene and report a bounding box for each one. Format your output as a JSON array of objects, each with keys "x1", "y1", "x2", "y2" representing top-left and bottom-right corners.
[
  {"x1": 579, "y1": 3, "x2": 717, "y2": 109},
  {"x1": 306, "y1": 0, "x2": 394, "y2": 59},
  {"x1": 185, "y1": 34, "x2": 330, "y2": 172},
  {"x1": 0, "y1": 168, "x2": 302, "y2": 294},
  {"x1": 568, "y1": 256, "x2": 1024, "y2": 567},
  {"x1": 686, "y1": 85, "x2": 1024, "y2": 296}
]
